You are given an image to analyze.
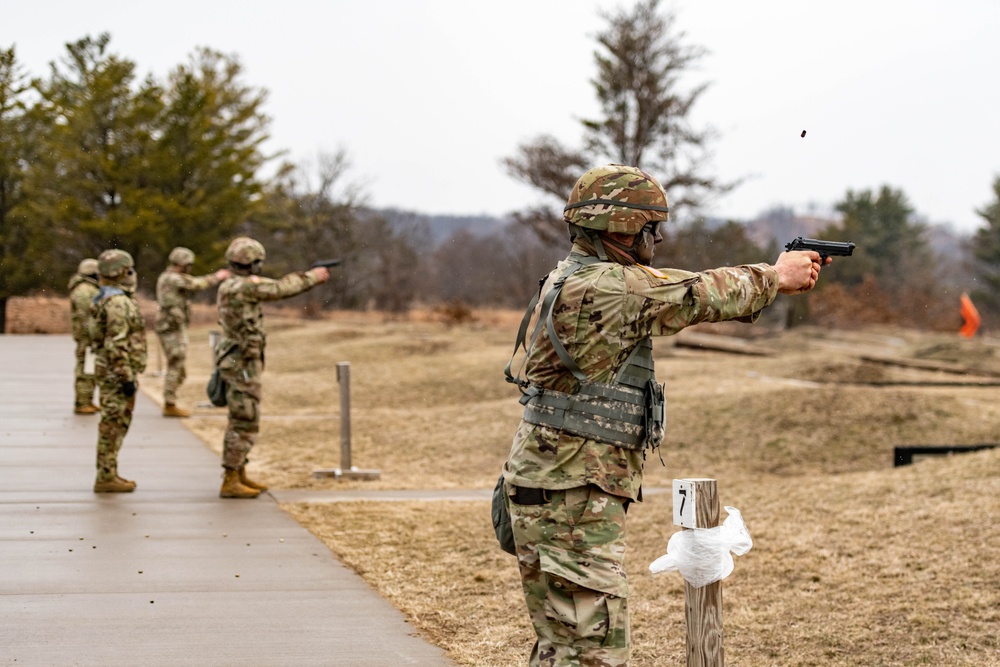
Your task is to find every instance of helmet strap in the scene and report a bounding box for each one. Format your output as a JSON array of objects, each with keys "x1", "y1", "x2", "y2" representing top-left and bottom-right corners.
[
  {"x1": 591, "y1": 233, "x2": 609, "y2": 261},
  {"x1": 569, "y1": 224, "x2": 609, "y2": 261}
]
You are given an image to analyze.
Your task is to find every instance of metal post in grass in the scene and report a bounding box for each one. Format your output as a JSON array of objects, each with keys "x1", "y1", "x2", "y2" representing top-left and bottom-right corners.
[
  {"x1": 674, "y1": 478, "x2": 724, "y2": 667},
  {"x1": 312, "y1": 362, "x2": 381, "y2": 481}
]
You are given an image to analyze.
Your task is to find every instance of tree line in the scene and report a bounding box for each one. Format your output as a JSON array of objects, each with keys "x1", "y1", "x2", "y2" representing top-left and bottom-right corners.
[{"x1": 3, "y1": 1, "x2": 1000, "y2": 334}]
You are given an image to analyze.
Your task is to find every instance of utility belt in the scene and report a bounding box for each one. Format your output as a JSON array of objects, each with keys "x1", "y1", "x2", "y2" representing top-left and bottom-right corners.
[
  {"x1": 508, "y1": 484, "x2": 642, "y2": 511},
  {"x1": 520, "y1": 377, "x2": 664, "y2": 451}
]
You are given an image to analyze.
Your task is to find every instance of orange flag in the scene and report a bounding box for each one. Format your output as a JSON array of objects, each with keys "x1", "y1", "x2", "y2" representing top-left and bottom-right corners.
[{"x1": 959, "y1": 293, "x2": 981, "y2": 338}]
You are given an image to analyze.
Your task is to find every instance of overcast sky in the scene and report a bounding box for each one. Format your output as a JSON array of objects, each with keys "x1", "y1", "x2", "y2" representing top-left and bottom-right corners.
[{"x1": 5, "y1": 1, "x2": 1000, "y2": 233}]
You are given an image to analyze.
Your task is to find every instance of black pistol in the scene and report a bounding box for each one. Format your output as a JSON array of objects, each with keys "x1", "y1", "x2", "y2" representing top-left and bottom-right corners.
[
  {"x1": 310, "y1": 258, "x2": 343, "y2": 269},
  {"x1": 784, "y1": 237, "x2": 855, "y2": 262}
]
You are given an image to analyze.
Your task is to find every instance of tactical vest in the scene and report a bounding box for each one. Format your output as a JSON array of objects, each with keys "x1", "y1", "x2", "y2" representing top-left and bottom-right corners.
[
  {"x1": 505, "y1": 254, "x2": 665, "y2": 453},
  {"x1": 91, "y1": 286, "x2": 126, "y2": 341}
]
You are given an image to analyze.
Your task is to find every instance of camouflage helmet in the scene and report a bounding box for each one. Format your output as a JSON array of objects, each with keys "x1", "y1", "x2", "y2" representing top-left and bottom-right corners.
[
  {"x1": 224, "y1": 237, "x2": 266, "y2": 265},
  {"x1": 97, "y1": 249, "x2": 135, "y2": 279},
  {"x1": 77, "y1": 258, "x2": 99, "y2": 276},
  {"x1": 168, "y1": 246, "x2": 195, "y2": 266},
  {"x1": 564, "y1": 165, "x2": 669, "y2": 235}
]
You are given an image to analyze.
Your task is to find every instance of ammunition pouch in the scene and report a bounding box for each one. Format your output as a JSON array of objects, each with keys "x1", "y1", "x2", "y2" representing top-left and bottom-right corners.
[
  {"x1": 520, "y1": 339, "x2": 665, "y2": 451},
  {"x1": 208, "y1": 342, "x2": 238, "y2": 408},
  {"x1": 206, "y1": 368, "x2": 228, "y2": 407},
  {"x1": 491, "y1": 474, "x2": 517, "y2": 556}
]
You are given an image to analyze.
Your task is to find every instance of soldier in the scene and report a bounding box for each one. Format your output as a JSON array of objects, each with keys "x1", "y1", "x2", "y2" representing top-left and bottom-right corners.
[
  {"x1": 155, "y1": 246, "x2": 230, "y2": 417},
  {"x1": 68, "y1": 258, "x2": 101, "y2": 414},
  {"x1": 501, "y1": 165, "x2": 825, "y2": 666},
  {"x1": 215, "y1": 237, "x2": 330, "y2": 499},
  {"x1": 91, "y1": 249, "x2": 147, "y2": 493}
]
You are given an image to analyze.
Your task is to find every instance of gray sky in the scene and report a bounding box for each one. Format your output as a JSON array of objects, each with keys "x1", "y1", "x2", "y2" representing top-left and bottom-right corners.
[{"x1": 5, "y1": 1, "x2": 1000, "y2": 233}]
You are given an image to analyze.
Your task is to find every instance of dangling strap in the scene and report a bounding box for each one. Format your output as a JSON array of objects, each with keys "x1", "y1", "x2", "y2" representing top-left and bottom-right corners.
[{"x1": 504, "y1": 254, "x2": 601, "y2": 389}]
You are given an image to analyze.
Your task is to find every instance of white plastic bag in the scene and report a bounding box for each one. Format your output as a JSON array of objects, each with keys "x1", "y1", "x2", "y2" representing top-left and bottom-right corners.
[{"x1": 648, "y1": 506, "x2": 753, "y2": 588}]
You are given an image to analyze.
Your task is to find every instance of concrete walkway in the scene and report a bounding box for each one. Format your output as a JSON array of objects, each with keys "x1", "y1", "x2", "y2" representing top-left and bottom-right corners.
[{"x1": 0, "y1": 335, "x2": 457, "y2": 667}]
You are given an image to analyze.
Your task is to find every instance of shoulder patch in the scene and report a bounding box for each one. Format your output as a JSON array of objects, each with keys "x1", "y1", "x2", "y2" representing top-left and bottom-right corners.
[{"x1": 639, "y1": 265, "x2": 669, "y2": 280}]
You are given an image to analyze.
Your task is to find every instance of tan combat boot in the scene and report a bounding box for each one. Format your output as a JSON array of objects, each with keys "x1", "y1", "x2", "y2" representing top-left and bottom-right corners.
[
  {"x1": 239, "y1": 466, "x2": 268, "y2": 491},
  {"x1": 94, "y1": 476, "x2": 136, "y2": 493},
  {"x1": 75, "y1": 404, "x2": 99, "y2": 415},
  {"x1": 220, "y1": 469, "x2": 260, "y2": 499},
  {"x1": 162, "y1": 403, "x2": 191, "y2": 418}
]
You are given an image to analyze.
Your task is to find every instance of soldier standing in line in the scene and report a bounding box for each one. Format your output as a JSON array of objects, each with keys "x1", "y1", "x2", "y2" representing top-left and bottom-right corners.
[
  {"x1": 91, "y1": 249, "x2": 147, "y2": 493},
  {"x1": 215, "y1": 237, "x2": 330, "y2": 499},
  {"x1": 155, "y1": 247, "x2": 230, "y2": 417},
  {"x1": 501, "y1": 165, "x2": 826, "y2": 666},
  {"x1": 68, "y1": 258, "x2": 101, "y2": 414}
]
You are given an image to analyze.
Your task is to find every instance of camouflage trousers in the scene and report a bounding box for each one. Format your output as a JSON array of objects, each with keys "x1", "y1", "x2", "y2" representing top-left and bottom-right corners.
[
  {"x1": 157, "y1": 328, "x2": 188, "y2": 404},
  {"x1": 508, "y1": 484, "x2": 631, "y2": 667},
  {"x1": 73, "y1": 339, "x2": 97, "y2": 408},
  {"x1": 96, "y1": 376, "x2": 136, "y2": 482},
  {"x1": 220, "y1": 357, "x2": 261, "y2": 470}
]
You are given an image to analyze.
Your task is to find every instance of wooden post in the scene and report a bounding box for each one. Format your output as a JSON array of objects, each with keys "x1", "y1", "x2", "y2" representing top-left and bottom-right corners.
[
  {"x1": 336, "y1": 362, "x2": 352, "y2": 470},
  {"x1": 675, "y1": 478, "x2": 724, "y2": 667},
  {"x1": 312, "y1": 361, "x2": 380, "y2": 480}
]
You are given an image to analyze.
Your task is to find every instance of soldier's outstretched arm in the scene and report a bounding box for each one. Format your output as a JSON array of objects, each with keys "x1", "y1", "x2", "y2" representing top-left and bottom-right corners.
[
  {"x1": 248, "y1": 268, "x2": 329, "y2": 302},
  {"x1": 176, "y1": 268, "x2": 231, "y2": 291}
]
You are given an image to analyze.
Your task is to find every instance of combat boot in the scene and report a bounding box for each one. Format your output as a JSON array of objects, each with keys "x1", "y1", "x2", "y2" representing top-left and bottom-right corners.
[
  {"x1": 162, "y1": 403, "x2": 191, "y2": 418},
  {"x1": 220, "y1": 469, "x2": 260, "y2": 499},
  {"x1": 94, "y1": 476, "x2": 136, "y2": 493},
  {"x1": 75, "y1": 404, "x2": 99, "y2": 415},
  {"x1": 239, "y1": 466, "x2": 268, "y2": 491}
]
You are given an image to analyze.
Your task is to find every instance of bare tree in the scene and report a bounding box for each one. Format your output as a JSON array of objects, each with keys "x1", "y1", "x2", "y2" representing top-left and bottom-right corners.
[
  {"x1": 503, "y1": 0, "x2": 731, "y2": 246},
  {"x1": 501, "y1": 136, "x2": 588, "y2": 246}
]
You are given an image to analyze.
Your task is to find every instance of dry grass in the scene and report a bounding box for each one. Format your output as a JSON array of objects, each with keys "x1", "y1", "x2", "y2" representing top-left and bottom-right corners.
[{"x1": 136, "y1": 311, "x2": 1000, "y2": 667}]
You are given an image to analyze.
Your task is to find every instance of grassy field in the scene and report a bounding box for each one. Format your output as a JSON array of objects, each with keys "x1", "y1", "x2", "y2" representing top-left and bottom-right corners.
[{"x1": 142, "y1": 308, "x2": 1000, "y2": 667}]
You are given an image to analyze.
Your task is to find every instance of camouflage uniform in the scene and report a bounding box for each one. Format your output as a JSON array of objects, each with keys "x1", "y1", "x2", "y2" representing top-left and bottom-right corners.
[
  {"x1": 503, "y1": 166, "x2": 780, "y2": 666},
  {"x1": 154, "y1": 249, "x2": 226, "y2": 406},
  {"x1": 91, "y1": 250, "x2": 147, "y2": 490},
  {"x1": 216, "y1": 238, "x2": 324, "y2": 473},
  {"x1": 68, "y1": 259, "x2": 100, "y2": 411}
]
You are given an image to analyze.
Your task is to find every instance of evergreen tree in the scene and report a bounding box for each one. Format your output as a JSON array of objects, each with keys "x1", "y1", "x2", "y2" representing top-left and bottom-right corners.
[
  {"x1": 19, "y1": 35, "x2": 274, "y2": 287},
  {"x1": 969, "y1": 175, "x2": 1000, "y2": 316},
  {"x1": 0, "y1": 45, "x2": 40, "y2": 331},
  {"x1": 823, "y1": 185, "x2": 931, "y2": 296},
  {"x1": 819, "y1": 185, "x2": 944, "y2": 327},
  {"x1": 25, "y1": 33, "x2": 163, "y2": 275},
  {"x1": 145, "y1": 47, "x2": 272, "y2": 270}
]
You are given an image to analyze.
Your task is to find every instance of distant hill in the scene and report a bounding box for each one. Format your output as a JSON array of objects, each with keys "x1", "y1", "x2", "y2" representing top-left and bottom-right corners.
[
  {"x1": 377, "y1": 209, "x2": 512, "y2": 244},
  {"x1": 376, "y1": 206, "x2": 973, "y2": 261}
]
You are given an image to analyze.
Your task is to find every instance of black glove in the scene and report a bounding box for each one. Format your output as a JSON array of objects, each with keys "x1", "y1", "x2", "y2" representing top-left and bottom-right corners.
[{"x1": 121, "y1": 381, "x2": 137, "y2": 398}]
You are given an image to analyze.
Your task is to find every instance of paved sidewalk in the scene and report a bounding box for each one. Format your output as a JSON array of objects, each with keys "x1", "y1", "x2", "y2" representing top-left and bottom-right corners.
[{"x1": 0, "y1": 335, "x2": 457, "y2": 667}]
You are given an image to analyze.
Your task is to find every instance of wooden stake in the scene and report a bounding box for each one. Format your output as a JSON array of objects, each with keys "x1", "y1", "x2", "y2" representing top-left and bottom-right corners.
[{"x1": 682, "y1": 478, "x2": 724, "y2": 667}]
